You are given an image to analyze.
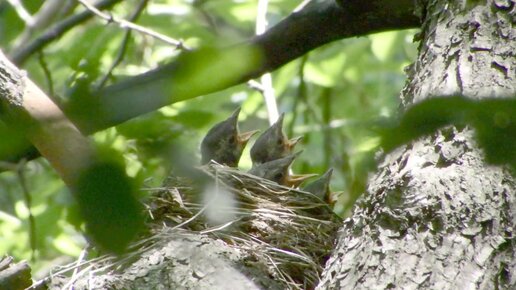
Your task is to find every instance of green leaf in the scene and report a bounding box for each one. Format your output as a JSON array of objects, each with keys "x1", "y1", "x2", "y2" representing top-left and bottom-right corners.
[
  {"x1": 75, "y1": 161, "x2": 144, "y2": 254},
  {"x1": 470, "y1": 98, "x2": 516, "y2": 171},
  {"x1": 170, "y1": 45, "x2": 263, "y2": 100},
  {"x1": 380, "y1": 96, "x2": 516, "y2": 171},
  {"x1": 380, "y1": 97, "x2": 472, "y2": 151}
]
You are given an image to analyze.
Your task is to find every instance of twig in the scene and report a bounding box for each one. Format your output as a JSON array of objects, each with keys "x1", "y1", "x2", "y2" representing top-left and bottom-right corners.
[
  {"x1": 288, "y1": 55, "x2": 308, "y2": 138},
  {"x1": 68, "y1": 245, "x2": 90, "y2": 290},
  {"x1": 11, "y1": 0, "x2": 69, "y2": 51},
  {"x1": 321, "y1": 87, "x2": 332, "y2": 170},
  {"x1": 37, "y1": 51, "x2": 55, "y2": 97},
  {"x1": 96, "y1": 0, "x2": 149, "y2": 89},
  {"x1": 76, "y1": 0, "x2": 188, "y2": 49},
  {"x1": 15, "y1": 159, "x2": 37, "y2": 261}
]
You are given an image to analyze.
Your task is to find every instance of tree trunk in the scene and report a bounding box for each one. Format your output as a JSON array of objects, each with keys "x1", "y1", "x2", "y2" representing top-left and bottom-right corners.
[{"x1": 318, "y1": 0, "x2": 515, "y2": 289}]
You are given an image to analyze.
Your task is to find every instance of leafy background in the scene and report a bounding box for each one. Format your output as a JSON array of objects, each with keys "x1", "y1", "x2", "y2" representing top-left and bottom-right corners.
[{"x1": 0, "y1": 0, "x2": 417, "y2": 275}]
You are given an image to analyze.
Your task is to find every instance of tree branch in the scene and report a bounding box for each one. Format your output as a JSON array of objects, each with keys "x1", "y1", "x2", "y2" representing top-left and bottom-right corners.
[
  {"x1": 2, "y1": 0, "x2": 420, "y2": 162},
  {"x1": 67, "y1": 0, "x2": 420, "y2": 133},
  {"x1": 76, "y1": 0, "x2": 187, "y2": 49},
  {"x1": 0, "y1": 50, "x2": 95, "y2": 185},
  {"x1": 250, "y1": 0, "x2": 420, "y2": 75},
  {"x1": 9, "y1": 0, "x2": 123, "y2": 65},
  {"x1": 1, "y1": 50, "x2": 144, "y2": 253},
  {"x1": 0, "y1": 256, "x2": 31, "y2": 290}
]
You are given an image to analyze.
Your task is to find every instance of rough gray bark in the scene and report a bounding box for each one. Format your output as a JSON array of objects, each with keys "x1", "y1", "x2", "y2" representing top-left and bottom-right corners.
[
  {"x1": 43, "y1": 230, "x2": 275, "y2": 290},
  {"x1": 318, "y1": 0, "x2": 515, "y2": 289},
  {"x1": 0, "y1": 256, "x2": 32, "y2": 290}
]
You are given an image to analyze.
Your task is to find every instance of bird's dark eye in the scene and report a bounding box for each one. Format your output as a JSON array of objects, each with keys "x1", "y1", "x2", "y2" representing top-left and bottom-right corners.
[
  {"x1": 277, "y1": 139, "x2": 283, "y2": 146},
  {"x1": 228, "y1": 136, "x2": 236, "y2": 144},
  {"x1": 273, "y1": 172, "x2": 284, "y2": 181}
]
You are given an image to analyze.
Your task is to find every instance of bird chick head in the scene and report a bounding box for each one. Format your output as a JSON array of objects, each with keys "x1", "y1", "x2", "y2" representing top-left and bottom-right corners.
[
  {"x1": 201, "y1": 108, "x2": 258, "y2": 167},
  {"x1": 249, "y1": 151, "x2": 303, "y2": 185},
  {"x1": 302, "y1": 168, "x2": 333, "y2": 200},
  {"x1": 251, "y1": 113, "x2": 298, "y2": 164}
]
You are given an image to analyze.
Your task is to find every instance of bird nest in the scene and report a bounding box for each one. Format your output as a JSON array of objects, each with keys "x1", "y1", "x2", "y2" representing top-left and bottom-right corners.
[
  {"x1": 148, "y1": 162, "x2": 342, "y2": 289},
  {"x1": 33, "y1": 163, "x2": 341, "y2": 290}
]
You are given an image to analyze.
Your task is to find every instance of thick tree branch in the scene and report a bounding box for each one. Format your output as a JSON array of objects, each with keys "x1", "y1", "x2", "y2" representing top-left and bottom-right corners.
[
  {"x1": 1, "y1": 0, "x2": 420, "y2": 162},
  {"x1": 68, "y1": 0, "x2": 420, "y2": 133},
  {"x1": 251, "y1": 0, "x2": 420, "y2": 76},
  {"x1": 1, "y1": 51, "x2": 144, "y2": 253},
  {"x1": 0, "y1": 50, "x2": 95, "y2": 185}
]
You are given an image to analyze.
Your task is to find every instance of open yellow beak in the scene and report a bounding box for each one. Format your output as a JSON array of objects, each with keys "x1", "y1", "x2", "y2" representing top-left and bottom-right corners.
[
  {"x1": 285, "y1": 173, "x2": 318, "y2": 188},
  {"x1": 287, "y1": 136, "x2": 303, "y2": 150},
  {"x1": 238, "y1": 130, "x2": 260, "y2": 145}
]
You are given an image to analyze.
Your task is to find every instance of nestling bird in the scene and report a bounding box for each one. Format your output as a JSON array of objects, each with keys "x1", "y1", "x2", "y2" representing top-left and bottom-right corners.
[
  {"x1": 250, "y1": 113, "x2": 303, "y2": 165},
  {"x1": 302, "y1": 168, "x2": 333, "y2": 201},
  {"x1": 325, "y1": 190, "x2": 343, "y2": 208},
  {"x1": 249, "y1": 151, "x2": 315, "y2": 187},
  {"x1": 302, "y1": 168, "x2": 342, "y2": 206},
  {"x1": 201, "y1": 108, "x2": 258, "y2": 167}
]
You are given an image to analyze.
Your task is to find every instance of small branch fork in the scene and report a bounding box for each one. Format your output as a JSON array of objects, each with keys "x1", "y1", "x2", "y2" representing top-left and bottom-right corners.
[{"x1": 76, "y1": 0, "x2": 189, "y2": 49}]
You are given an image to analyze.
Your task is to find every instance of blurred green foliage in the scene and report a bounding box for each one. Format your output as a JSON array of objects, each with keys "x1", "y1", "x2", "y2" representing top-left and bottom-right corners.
[
  {"x1": 0, "y1": 0, "x2": 417, "y2": 275},
  {"x1": 75, "y1": 159, "x2": 144, "y2": 254},
  {"x1": 381, "y1": 97, "x2": 516, "y2": 172}
]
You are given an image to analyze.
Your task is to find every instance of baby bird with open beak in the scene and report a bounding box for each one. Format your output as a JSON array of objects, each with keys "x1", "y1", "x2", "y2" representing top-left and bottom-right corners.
[
  {"x1": 302, "y1": 168, "x2": 342, "y2": 206},
  {"x1": 302, "y1": 169, "x2": 333, "y2": 200},
  {"x1": 249, "y1": 151, "x2": 315, "y2": 187},
  {"x1": 250, "y1": 113, "x2": 302, "y2": 165},
  {"x1": 201, "y1": 108, "x2": 258, "y2": 167}
]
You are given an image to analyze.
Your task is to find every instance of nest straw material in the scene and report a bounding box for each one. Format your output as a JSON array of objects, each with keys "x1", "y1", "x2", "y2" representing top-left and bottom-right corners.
[
  {"x1": 35, "y1": 162, "x2": 342, "y2": 290},
  {"x1": 149, "y1": 162, "x2": 342, "y2": 289}
]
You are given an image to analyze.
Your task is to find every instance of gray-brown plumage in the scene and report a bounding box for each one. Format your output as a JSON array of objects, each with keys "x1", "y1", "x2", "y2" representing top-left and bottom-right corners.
[
  {"x1": 250, "y1": 113, "x2": 302, "y2": 165},
  {"x1": 302, "y1": 168, "x2": 342, "y2": 206},
  {"x1": 302, "y1": 168, "x2": 333, "y2": 201},
  {"x1": 201, "y1": 108, "x2": 258, "y2": 167},
  {"x1": 249, "y1": 151, "x2": 314, "y2": 186}
]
